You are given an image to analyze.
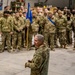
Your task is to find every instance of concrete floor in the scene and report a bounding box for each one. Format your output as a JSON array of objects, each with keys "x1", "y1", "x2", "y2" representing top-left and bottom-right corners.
[{"x1": 0, "y1": 46, "x2": 75, "y2": 75}]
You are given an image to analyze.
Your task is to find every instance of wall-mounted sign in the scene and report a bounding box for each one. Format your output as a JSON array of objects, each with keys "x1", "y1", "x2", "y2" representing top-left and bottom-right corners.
[{"x1": 0, "y1": 0, "x2": 3, "y2": 10}]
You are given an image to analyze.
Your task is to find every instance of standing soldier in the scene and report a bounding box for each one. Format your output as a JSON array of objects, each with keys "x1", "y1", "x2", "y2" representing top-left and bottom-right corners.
[
  {"x1": 72, "y1": 9, "x2": 75, "y2": 50},
  {"x1": 19, "y1": 10, "x2": 26, "y2": 48},
  {"x1": 12, "y1": 12, "x2": 25, "y2": 51},
  {"x1": 66, "y1": 13, "x2": 73, "y2": 44},
  {"x1": 0, "y1": 11, "x2": 13, "y2": 53},
  {"x1": 43, "y1": 8, "x2": 49, "y2": 17},
  {"x1": 37, "y1": 8, "x2": 48, "y2": 35},
  {"x1": 55, "y1": 10, "x2": 67, "y2": 48},
  {"x1": 63, "y1": 7, "x2": 68, "y2": 15},
  {"x1": 44, "y1": 11, "x2": 56, "y2": 51},
  {"x1": 53, "y1": 7, "x2": 58, "y2": 18},
  {"x1": 25, "y1": 34, "x2": 49, "y2": 75},
  {"x1": 31, "y1": 10, "x2": 39, "y2": 46},
  {"x1": 0, "y1": 12, "x2": 3, "y2": 52},
  {"x1": 53, "y1": 7, "x2": 59, "y2": 47}
]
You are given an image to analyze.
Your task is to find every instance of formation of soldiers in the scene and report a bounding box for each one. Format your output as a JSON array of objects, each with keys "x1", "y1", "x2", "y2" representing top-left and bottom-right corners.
[{"x1": 0, "y1": 5, "x2": 75, "y2": 53}]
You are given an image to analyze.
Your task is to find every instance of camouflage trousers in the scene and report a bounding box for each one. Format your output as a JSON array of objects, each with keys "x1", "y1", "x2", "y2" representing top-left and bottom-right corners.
[
  {"x1": 58, "y1": 31, "x2": 67, "y2": 46},
  {"x1": 73, "y1": 32, "x2": 75, "y2": 48},
  {"x1": 66, "y1": 30, "x2": 72, "y2": 44},
  {"x1": 1, "y1": 32, "x2": 11, "y2": 51},
  {"x1": 54, "y1": 29, "x2": 59, "y2": 47},
  {"x1": 12, "y1": 32, "x2": 22, "y2": 50},
  {"x1": 44, "y1": 32, "x2": 55, "y2": 49}
]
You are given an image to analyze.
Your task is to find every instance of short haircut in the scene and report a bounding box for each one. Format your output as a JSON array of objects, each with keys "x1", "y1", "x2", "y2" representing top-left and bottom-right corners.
[{"x1": 35, "y1": 34, "x2": 44, "y2": 43}]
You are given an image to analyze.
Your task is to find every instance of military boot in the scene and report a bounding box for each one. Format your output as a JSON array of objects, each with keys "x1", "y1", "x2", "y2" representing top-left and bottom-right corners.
[
  {"x1": 50, "y1": 47, "x2": 55, "y2": 51},
  {"x1": 60, "y1": 45, "x2": 63, "y2": 48},
  {"x1": 64, "y1": 45, "x2": 67, "y2": 49}
]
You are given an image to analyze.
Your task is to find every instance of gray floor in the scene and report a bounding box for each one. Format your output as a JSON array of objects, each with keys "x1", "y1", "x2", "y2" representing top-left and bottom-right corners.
[{"x1": 0, "y1": 45, "x2": 75, "y2": 75}]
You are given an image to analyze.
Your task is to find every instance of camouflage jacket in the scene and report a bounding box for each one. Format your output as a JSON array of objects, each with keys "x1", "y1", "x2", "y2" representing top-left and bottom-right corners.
[
  {"x1": 26, "y1": 44, "x2": 49, "y2": 75},
  {"x1": 0, "y1": 16, "x2": 13, "y2": 33},
  {"x1": 44, "y1": 17, "x2": 56, "y2": 33},
  {"x1": 13, "y1": 17, "x2": 25, "y2": 32},
  {"x1": 38, "y1": 16, "x2": 48, "y2": 34},
  {"x1": 31, "y1": 17, "x2": 39, "y2": 33},
  {"x1": 55, "y1": 15, "x2": 67, "y2": 32},
  {"x1": 72, "y1": 16, "x2": 75, "y2": 32},
  {"x1": 66, "y1": 19, "x2": 72, "y2": 31}
]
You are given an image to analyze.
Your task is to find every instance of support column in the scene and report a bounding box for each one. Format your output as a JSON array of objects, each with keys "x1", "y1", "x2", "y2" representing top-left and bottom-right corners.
[
  {"x1": 74, "y1": 0, "x2": 75, "y2": 8},
  {"x1": 69, "y1": 0, "x2": 72, "y2": 9}
]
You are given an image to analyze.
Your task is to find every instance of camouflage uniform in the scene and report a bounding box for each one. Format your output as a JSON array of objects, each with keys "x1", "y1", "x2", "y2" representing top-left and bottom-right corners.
[
  {"x1": 31, "y1": 22, "x2": 39, "y2": 35},
  {"x1": 72, "y1": 15, "x2": 75, "y2": 50},
  {"x1": 26, "y1": 10, "x2": 39, "y2": 49},
  {"x1": 53, "y1": 12, "x2": 59, "y2": 47},
  {"x1": 20, "y1": 16, "x2": 26, "y2": 48},
  {"x1": 43, "y1": 21, "x2": 49, "y2": 47},
  {"x1": 12, "y1": 16, "x2": 25, "y2": 50},
  {"x1": 44, "y1": 19, "x2": 56, "y2": 50},
  {"x1": 31, "y1": 16, "x2": 39, "y2": 46},
  {"x1": 25, "y1": 44, "x2": 49, "y2": 75},
  {"x1": 38, "y1": 16, "x2": 48, "y2": 35},
  {"x1": 31, "y1": 16, "x2": 39, "y2": 36},
  {"x1": 0, "y1": 12, "x2": 3, "y2": 52},
  {"x1": 44, "y1": 11, "x2": 56, "y2": 50},
  {"x1": 56, "y1": 14, "x2": 67, "y2": 48},
  {"x1": 66, "y1": 18, "x2": 72, "y2": 44},
  {"x1": 0, "y1": 16, "x2": 13, "y2": 52}
]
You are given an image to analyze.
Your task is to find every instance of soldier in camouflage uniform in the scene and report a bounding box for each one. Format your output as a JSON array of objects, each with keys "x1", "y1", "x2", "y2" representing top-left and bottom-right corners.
[
  {"x1": 55, "y1": 10, "x2": 67, "y2": 48},
  {"x1": 25, "y1": 10, "x2": 39, "y2": 50},
  {"x1": 25, "y1": 34, "x2": 49, "y2": 75},
  {"x1": 0, "y1": 11, "x2": 13, "y2": 52},
  {"x1": 31, "y1": 11, "x2": 39, "y2": 35},
  {"x1": 0, "y1": 12, "x2": 3, "y2": 51},
  {"x1": 53, "y1": 7, "x2": 58, "y2": 18},
  {"x1": 66, "y1": 13, "x2": 73, "y2": 44},
  {"x1": 38, "y1": 15, "x2": 47, "y2": 35},
  {"x1": 12, "y1": 12, "x2": 25, "y2": 51},
  {"x1": 37, "y1": 9, "x2": 48, "y2": 35},
  {"x1": 72, "y1": 10, "x2": 75, "y2": 50},
  {"x1": 31, "y1": 10, "x2": 39, "y2": 46},
  {"x1": 53, "y1": 7, "x2": 59, "y2": 47},
  {"x1": 44, "y1": 11, "x2": 56, "y2": 51},
  {"x1": 19, "y1": 10, "x2": 26, "y2": 48}
]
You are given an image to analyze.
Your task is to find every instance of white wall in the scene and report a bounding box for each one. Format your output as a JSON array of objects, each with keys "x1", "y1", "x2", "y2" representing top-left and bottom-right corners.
[{"x1": 2, "y1": 0, "x2": 13, "y2": 10}]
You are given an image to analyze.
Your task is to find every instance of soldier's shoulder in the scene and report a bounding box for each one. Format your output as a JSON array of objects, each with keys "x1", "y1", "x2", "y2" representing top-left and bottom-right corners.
[
  {"x1": 0, "y1": 17, "x2": 5, "y2": 21},
  {"x1": 62, "y1": 15, "x2": 66, "y2": 18}
]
